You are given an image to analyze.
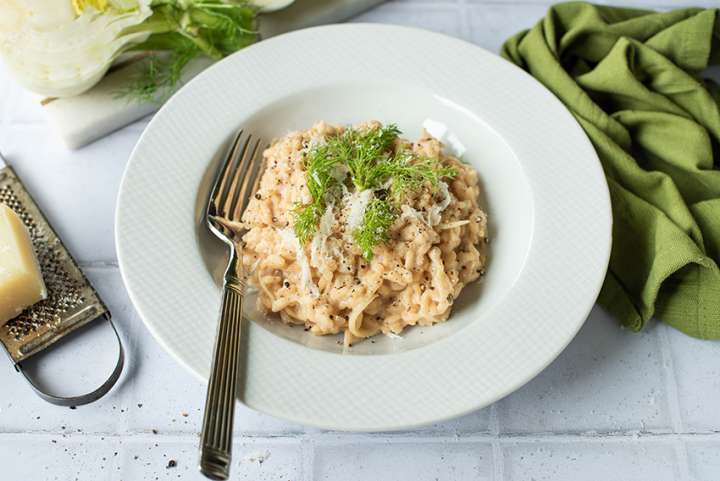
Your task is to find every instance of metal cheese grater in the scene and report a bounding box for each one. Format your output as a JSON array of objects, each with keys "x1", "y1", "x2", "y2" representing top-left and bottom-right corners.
[{"x1": 0, "y1": 154, "x2": 123, "y2": 406}]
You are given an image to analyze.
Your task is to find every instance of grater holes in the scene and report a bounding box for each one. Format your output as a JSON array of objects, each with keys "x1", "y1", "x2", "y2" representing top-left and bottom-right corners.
[{"x1": 1, "y1": 186, "x2": 86, "y2": 341}]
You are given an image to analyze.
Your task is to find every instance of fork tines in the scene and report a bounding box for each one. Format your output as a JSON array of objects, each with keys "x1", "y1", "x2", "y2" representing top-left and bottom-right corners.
[{"x1": 208, "y1": 130, "x2": 265, "y2": 236}]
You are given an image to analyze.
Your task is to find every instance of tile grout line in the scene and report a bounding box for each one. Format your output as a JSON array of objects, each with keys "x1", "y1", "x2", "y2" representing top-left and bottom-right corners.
[
  {"x1": 489, "y1": 402, "x2": 500, "y2": 436},
  {"x1": 7, "y1": 430, "x2": 720, "y2": 443},
  {"x1": 657, "y1": 325, "x2": 685, "y2": 430},
  {"x1": 458, "y1": 0, "x2": 472, "y2": 41},
  {"x1": 488, "y1": 403, "x2": 505, "y2": 481},
  {"x1": 657, "y1": 324, "x2": 691, "y2": 481},
  {"x1": 492, "y1": 441, "x2": 505, "y2": 481},
  {"x1": 301, "y1": 437, "x2": 315, "y2": 481},
  {"x1": 675, "y1": 439, "x2": 692, "y2": 481},
  {"x1": 0, "y1": 82, "x2": 12, "y2": 147}
]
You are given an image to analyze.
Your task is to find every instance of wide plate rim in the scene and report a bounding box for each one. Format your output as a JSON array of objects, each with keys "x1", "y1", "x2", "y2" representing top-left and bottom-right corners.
[{"x1": 116, "y1": 23, "x2": 612, "y2": 431}]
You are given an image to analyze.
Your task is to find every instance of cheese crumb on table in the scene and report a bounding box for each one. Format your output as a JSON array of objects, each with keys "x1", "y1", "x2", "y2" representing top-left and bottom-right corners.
[{"x1": 0, "y1": 204, "x2": 47, "y2": 325}]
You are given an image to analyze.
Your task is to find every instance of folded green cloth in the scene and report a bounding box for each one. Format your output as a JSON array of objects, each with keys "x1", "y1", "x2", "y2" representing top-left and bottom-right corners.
[{"x1": 502, "y1": 2, "x2": 720, "y2": 339}]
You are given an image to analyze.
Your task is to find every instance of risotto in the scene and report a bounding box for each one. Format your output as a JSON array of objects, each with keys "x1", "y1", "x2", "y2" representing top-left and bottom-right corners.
[{"x1": 240, "y1": 121, "x2": 488, "y2": 346}]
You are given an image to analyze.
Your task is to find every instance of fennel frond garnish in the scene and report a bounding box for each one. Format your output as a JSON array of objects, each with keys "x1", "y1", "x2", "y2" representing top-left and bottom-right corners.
[
  {"x1": 293, "y1": 124, "x2": 457, "y2": 259},
  {"x1": 118, "y1": 0, "x2": 257, "y2": 102}
]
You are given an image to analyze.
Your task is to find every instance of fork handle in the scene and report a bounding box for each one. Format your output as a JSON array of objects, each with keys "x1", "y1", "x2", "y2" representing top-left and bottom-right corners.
[{"x1": 199, "y1": 253, "x2": 245, "y2": 481}]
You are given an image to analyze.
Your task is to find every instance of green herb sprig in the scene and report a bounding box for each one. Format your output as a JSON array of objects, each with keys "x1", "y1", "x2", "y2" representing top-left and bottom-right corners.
[
  {"x1": 353, "y1": 198, "x2": 396, "y2": 259},
  {"x1": 292, "y1": 125, "x2": 401, "y2": 244},
  {"x1": 292, "y1": 138, "x2": 349, "y2": 244},
  {"x1": 119, "y1": 0, "x2": 257, "y2": 102},
  {"x1": 345, "y1": 124, "x2": 401, "y2": 190},
  {"x1": 293, "y1": 124, "x2": 458, "y2": 259},
  {"x1": 371, "y1": 149, "x2": 458, "y2": 203}
]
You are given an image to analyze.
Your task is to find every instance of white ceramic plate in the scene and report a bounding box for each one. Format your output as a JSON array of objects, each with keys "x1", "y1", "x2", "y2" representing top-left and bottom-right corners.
[{"x1": 116, "y1": 24, "x2": 611, "y2": 431}]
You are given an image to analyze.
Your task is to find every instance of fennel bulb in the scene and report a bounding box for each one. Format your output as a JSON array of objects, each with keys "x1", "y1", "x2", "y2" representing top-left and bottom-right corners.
[
  {"x1": 252, "y1": 0, "x2": 294, "y2": 12},
  {"x1": 0, "y1": 0, "x2": 153, "y2": 97},
  {"x1": 0, "y1": 0, "x2": 260, "y2": 100}
]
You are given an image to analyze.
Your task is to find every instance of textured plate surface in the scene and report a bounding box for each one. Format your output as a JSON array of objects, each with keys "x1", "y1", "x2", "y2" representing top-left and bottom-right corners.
[{"x1": 116, "y1": 24, "x2": 611, "y2": 431}]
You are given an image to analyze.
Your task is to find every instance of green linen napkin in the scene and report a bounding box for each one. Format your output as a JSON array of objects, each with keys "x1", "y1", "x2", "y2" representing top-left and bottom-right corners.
[{"x1": 501, "y1": 2, "x2": 720, "y2": 339}]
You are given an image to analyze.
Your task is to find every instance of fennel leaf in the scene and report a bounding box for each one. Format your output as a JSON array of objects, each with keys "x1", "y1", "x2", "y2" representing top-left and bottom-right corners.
[
  {"x1": 117, "y1": 0, "x2": 257, "y2": 103},
  {"x1": 353, "y1": 198, "x2": 396, "y2": 260},
  {"x1": 294, "y1": 124, "x2": 458, "y2": 259}
]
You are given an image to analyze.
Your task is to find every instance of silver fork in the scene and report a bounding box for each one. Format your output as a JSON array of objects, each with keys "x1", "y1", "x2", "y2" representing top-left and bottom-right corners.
[{"x1": 199, "y1": 129, "x2": 265, "y2": 480}]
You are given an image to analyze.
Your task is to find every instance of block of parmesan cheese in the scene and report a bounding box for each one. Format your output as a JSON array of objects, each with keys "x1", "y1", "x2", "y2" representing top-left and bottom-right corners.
[{"x1": 0, "y1": 204, "x2": 47, "y2": 325}]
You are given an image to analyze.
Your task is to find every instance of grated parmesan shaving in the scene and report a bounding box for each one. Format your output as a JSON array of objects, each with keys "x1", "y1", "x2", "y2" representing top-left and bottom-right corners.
[
  {"x1": 345, "y1": 189, "x2": 374, "y2": 231},
  {"x1": 438, "y1": 220, "x2": 470, "y2": 230},
  {"x1": 445, "y1": 133, "x2": 466, "y2": 158},
  {"x1": 422, "y1": 118, "x2": 466, "y2": 158},
  {"x1": 305, "y1": 135, "x2": 326, "y2": 151},
  {"x1": 400, "y1": 204, "x2": 425, "y2": 223},
  {"x1": 310, "y1": 203, "x2": 336, "y2": 266},
  {"x1": 422, "y1": 118, "x2": 448, "y2": 140},
  {"x1": 278, "y1": 228, "x2": 319, "y2": 297},
  {"x1": 426, "y1": 182, "x2": 452, "y2": 227},
  {"x1": 399, "y1": 182, "x2": 453, "y2": 228}
]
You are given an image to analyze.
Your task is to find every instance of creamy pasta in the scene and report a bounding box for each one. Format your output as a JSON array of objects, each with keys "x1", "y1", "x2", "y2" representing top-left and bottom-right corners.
[{"x1": 240, "y1": 121, "x2": 488, "y2": 346}]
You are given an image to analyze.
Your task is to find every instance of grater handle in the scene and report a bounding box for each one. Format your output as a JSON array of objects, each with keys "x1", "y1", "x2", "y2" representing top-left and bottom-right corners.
[{"x1": 15, "y1": 315, "x2": 124, "y2": 407}]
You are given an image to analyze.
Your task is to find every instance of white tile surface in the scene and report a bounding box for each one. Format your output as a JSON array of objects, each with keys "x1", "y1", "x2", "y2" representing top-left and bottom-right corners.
[
  {"x1": 352, "y1": 2, "x2": 464, "y2": 37},
  {"x1": 2, "y1": 125, "x2": 135, "y2": 262},
  {"x1": 664, "y1": 326, "x2": 720, "y2": 433},
  {"x1": 419, "y1": 408, "x2": 493, "y2": 434},
  {"x1": 466, "y1": 4, "x2": 549, "y2": 53},
  {"x1": 0, "y1": 434, "x2": 122, "y2": 481},
  {"x1": 497, "y1": 306, "x2": 672, "y2": 434},
  {"x1": 119, "y1": 437, "x2": 304, "y2": 481},
  {"x1": 502, "y1": 440, "x2": 681, "y2": 481},
  {"x1": 686, "y1": 440, "x2": 720, "y2": 481},
  {"x1": 3, "y1": 80, "x2": 44, "y2": 124},
  {"x1": 1, "y1": 1, "x2": 719, "y2": 480},
  {"x1": 314, "y1": 440, "x2": 494, "y2": 480}
]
